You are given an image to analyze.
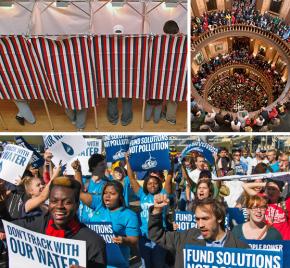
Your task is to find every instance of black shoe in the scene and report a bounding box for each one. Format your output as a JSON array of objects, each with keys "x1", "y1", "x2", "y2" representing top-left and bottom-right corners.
[{"x1": 15, "y1": 116, "x2": 25, "y2": 125}]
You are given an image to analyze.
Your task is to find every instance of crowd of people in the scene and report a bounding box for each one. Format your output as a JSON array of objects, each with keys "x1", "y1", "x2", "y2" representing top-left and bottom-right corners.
[
  {"x1": 207, "y1": 72, "x2": 268, "y2": 112},
  {"x1": 191, "y1": 96, "x2": 290, "y2": 132},
  {"x1": 191, "y1": 0, "x2": 290, "y2": 42},
  {"x1": 192, "y1": 47, "x2": 287, "y2": 104},
  {"x1": 0, "y1": 138, "x2": 289, "y2": 267}
]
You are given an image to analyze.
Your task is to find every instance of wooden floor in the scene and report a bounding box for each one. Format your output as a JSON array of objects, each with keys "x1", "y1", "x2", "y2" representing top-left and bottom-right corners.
[{"x1": 0, "y1": 100, "x2": 187, "y2": 132}]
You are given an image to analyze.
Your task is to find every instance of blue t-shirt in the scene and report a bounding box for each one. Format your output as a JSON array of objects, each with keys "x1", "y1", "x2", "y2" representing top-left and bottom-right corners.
[
  {"x1": 78, "y1": 177, "x2": 109, "y2": 223},
  {"x1": 136, "y1": 187, "x2": 167, "y2": 237},
  {"x1": 267, "y1": 162, "x2": 280, "y2": 173},
  {"x1": 87, "y1": 204, "x2": 139, "y2": 268},
  {"x1": 107, "y1": 176, "x2": 139, "y2": 207}
]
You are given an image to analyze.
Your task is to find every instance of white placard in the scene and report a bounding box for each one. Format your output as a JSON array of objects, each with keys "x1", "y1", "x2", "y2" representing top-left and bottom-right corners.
[
  {"x1": 3, "y1": 220, "x2": 86, "y2": 268},
  {"x1": 0, "y1": 144, "x2": 33, "y2": 184},
  {"x1": 65, "y1": 138, "x2": 103, "y2": 176},
  {"x1": 43, "y1": 135, "x2": 87, "y2": 166}
]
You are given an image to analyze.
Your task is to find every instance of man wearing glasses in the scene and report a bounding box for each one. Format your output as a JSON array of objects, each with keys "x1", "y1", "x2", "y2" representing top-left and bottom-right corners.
[{"x1": 232, "y1": 149, "x2": 248, "y2": 175}]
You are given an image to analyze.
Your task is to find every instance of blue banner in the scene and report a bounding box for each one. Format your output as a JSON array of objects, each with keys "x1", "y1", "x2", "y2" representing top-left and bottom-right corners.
[
  {"x1": 15, "y1": 136, "x2": 44, "y2": 168},
  {"x1": 227, "y1": 208, "x2": 247, "y2": 225},
  {"x1": 85, "y1": 222, "x2": 127, "y2": 267},
  {"x1": 129, "y1": 136, "x2": 170, "y2": 171},
  {"x1": 103, "y1": 135, "x2": 130, "y2": 163},
  {"x1": 246, "y1": 240, "x2": 290, "y2": 268},
  {"x1": 180, "y1": 141, "x2": 218, "y2": 165},
  {"x1": 184, "y1": 245, "x2": 283, "y2": 268},
  {"x1": 175, "y1": 211, "x2": 229, "y2": 232}
]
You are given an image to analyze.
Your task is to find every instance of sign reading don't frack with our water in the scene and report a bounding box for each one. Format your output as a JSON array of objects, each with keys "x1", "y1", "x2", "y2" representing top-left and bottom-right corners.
[{"x1": 128, "y1": 136, "x2": 170, "y2": 171}]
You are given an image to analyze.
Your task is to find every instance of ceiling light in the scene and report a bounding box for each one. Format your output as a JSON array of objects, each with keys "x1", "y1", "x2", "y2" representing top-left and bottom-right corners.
[
  {"x1": 165, "y1": 0, "x2": 178, "y2": 8},
  {"x1": 0, "y1": 1, "x2": 13, "y2": 7},
  {"x1": 111, "y1": 0, "x2": 125, "y2": 8},
  {"x1": 56, "y1": 0, "x2": 70, "y2": 8}
]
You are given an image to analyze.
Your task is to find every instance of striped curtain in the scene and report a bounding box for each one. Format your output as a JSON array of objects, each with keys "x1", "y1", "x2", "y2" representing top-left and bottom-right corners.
[
  {"x1": 147, "y1": 35, "x2": 187, "y2": 102},
  {"x1": 30, "y1": 37, "x2": 97, "y2": 110},
  {"x1": 92, "y1": 35, "x2": 149, "y2": 99},
  {"x1": 0, "y1": 36, "x2": 51, "y2": 100},
  {"x1": 0, "y1": 35, "x2": 187, "y2": 109}
]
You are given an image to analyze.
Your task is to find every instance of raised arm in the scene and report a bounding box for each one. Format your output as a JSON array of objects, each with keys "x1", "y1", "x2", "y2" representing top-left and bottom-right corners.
[
  {"x1": 164, "y1": 156, "x2": 174, "y2": 194},
  {"x1": 125, "y1": 154, "x2": 140, "y2": 194},
  {"x1": 148, "y1": 194, "x2": 178, "y2": 251},
  {"x1": 71, "y1": 160, "x2": 93, "y2": 207},
  {"x1": 242, "y1": 181, "x2": 266, "y2": 196}
]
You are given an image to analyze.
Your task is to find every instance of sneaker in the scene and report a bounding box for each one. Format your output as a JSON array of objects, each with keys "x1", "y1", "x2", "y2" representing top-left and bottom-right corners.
[
  {"x1": 77, "y1": 128, "x2": 84, "y2": 131},
  {"x1": 72, "y1": 121, "x2": 76, "y2": 125},
  {"x1": 160, "y1": 112, "x2": 166, "y2": 120},
  {"x1": 166, "y1": 119, "x2": 176, "y2": 125},
  {"x1": 15, "y1": 116, "x2": 25, "y2": 125}
]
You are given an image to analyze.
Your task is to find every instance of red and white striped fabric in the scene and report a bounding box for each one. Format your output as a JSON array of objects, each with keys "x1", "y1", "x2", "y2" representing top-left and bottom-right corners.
[
  {"x1": 0, "y1": 36, "x2": 51, "y2": 101},
  {"x1": 147, "y1": 35, "x2": 187, "y2": 102},
  {"x1": 92, "y1": 36, "x2": 149, "y2": 99},
  {"x1": 30, "y1": 37, "x2": 97, "y2": 110}
]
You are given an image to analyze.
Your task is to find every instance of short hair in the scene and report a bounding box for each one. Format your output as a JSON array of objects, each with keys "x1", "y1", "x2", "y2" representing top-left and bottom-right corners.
[
  {"x1": 21, "y1": 176, "x2": 40, "y2": 196},
  {"x1": 163, "y1": 20, "x2": 179, "y2": 34},
  {"x1": 267, "y1": 149, "x2": 277, "y2": 155},
  {"x1": 143, "y1": 175, "x2": 163, "y2": 195},
  {"x1": 88, "y1": 154, "x2": 105, "y2": 173},
  {"x1": 102, "y1": 180, "x2": 126, "y2": 207},
  {"x1": 49, "y1": 177, "x2": 81, "y2": 204},
  {"x1": 198, "y1": 170, "x2": 212, "y2": 180},
  {"x1": 245, "y1": 195, "x2": 267, "y2": 209},
  {"x1": 194, "y1": 180, "x2": 214, "y2": 199},
  {"x1": 193, "y1": 198, "x2": 226, "y2": 231}
]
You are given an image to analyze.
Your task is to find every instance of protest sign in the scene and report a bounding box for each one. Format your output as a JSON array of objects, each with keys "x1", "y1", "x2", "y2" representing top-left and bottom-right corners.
[
  {"x1": 65, "y1": 138, "x2": 102, "y2": 175},
  {"x1": 180, "y1": 141, "x2": 218, "y2": 165},
  {"x1": 184, "y1": 245, "x2": 283, "y2": 268},
  {"x1": 0, "y1": 144, "x2": 33, "y2": 184},
  {"x1": 43, "y1": 135, "x2": 87, "y2": 166},
  {"x1": 3, "y1": 220, "x2": 86, "y2": 268},
  {"x1": 175, "y1": 211, "x2": 229, "y2": 232},
  {"x1": 15, "y1": 136, "x2": 44, "y2": 168},
  {"x1": 247, "y1": 240, "x2": 290, "y2": 268},
  {"x1": 129, "y1": 135, "x2": 170, "y2": 171},
  {"x1": 86, "y1": 222, "x2": 127, "y2": 267},
  {"x1": 103, "y1": 135, "x2": 130, "y2": 163}
]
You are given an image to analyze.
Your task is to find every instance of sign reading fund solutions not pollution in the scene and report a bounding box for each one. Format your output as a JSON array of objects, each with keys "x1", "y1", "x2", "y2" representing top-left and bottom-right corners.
[
  {"x1": 15, "y1": 136, "x2": 44, "y2": 168},
  {"x1": 86, "y1": 222, "x2": 127, "y2": 267},
  {"x1": 3, "y1": 220, "x2": 86, "y2": 268},
  {"x1": 65, "y1": 139, "x2": 102, "y2": 175},
  {"x1": 43, "y1": 135, "x2": 87, "y2": 166},
  {"x1": 0, "y1": 144, "x2": 33, "y2": 184},
  {"x1": 184, "y1": 245, "x2": 283, "y2": 268},
  {"x1": 180, "y1": 141, "x2": 218, "y2": 165},
  {"x1": 103, "y1": 135, "x2": 130, "y2": 163},
  {"x1": 128, "y1": 136, "x2": 170, "y2": 171}
]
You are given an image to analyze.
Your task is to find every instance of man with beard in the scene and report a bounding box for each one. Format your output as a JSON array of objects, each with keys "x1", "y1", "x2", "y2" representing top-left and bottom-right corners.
[
  {"x1": 148, "y1": 196, "x2": 249, "y2": 268},
  {"x1": 11, "y1": 177, "x2": 106, "y2": 268}
]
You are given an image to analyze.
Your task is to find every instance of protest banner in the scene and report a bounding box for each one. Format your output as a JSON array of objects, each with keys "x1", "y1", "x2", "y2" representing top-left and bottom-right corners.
[
  {"x1": 184, "y1": 245, "x2": 283, "y2": 268},
  {"x1": 247, "y1": 240, "x2": 290, "y2": 268},
  {"x1": 179, "y1": 141, "x2": 218, "y2": 165},
  {"x1": 128, "y1": 135, "x2": 170, "y2": 171},
  {"x1": 43, "y1": 135, "x2": 87, "y2": 166},
  {"x1": 0, "y1": 144, "x2": 33, "y2": 184},
  {"x1": 65, "y1": 138, "x2": 102, "y2": 175},
  {"x1": 175, "y1": 211, "x2": 229, "y2": 232},
  {"x1": 103, "y1": 135, "x2": 130, "y2": 163},
  {"x1": 15, "y1": 136, "x2": 45, "y2": 168},
  {"x1": 3, "y1": 220, "x2": 86, "y2": 268},
  {"x1": 86, "y1": 222, "x2": 127, "y2": 267}
]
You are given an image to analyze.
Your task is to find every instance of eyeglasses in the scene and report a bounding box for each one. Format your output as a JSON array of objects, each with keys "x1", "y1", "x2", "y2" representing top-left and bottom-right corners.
[
  {"x1": 234, "y1": 154, "x2": 241, "y2": 157},
  {"x1": 250, "y1": 206, "x2": 267, "y2": 211}
]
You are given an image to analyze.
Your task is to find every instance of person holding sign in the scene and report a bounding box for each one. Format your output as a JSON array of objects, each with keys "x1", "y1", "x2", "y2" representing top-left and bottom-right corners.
[
  {"x1": 148, "y1": 197, "x2": 249, "y2": 268},
  {"x1": 11, "y1": 177, "x2": 107, "y2": 268},
  {"x1": 77, "y1": 154, "x2": 109, "y2": 223},
  {"x1": 19, "y1": 164, "x2": 61, "y2": 218},
  {"x1": 72, "y1": 160, "x2": 139, "y2": 268},
  {"x1": 232, "y1": 195, "x2": 282, "y2": 240},
  {"x1": 126, "y1": 154, "x2": 173, "y2": 268}
]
